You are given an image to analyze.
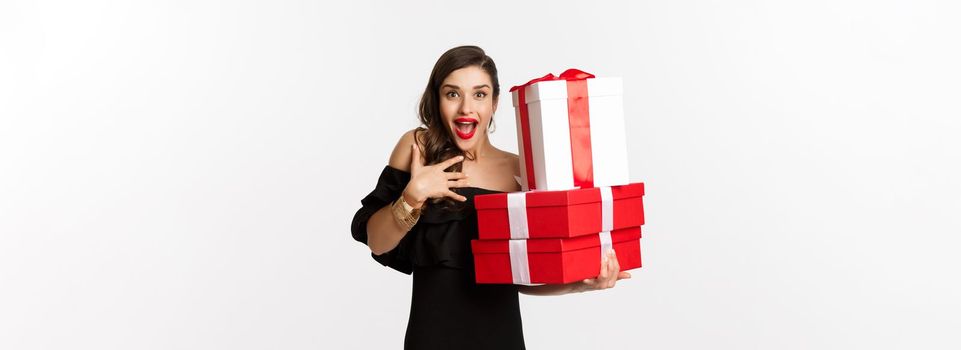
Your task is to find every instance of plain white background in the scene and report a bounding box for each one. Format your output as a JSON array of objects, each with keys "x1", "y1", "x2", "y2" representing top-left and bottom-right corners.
[{"x1": 2, "y1": 0, "x2": 960, "y2": 349}]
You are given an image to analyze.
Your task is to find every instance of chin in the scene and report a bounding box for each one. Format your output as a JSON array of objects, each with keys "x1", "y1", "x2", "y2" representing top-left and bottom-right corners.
[{"x1": 454, "y1": 138, "x2": 477, "y2": 151}]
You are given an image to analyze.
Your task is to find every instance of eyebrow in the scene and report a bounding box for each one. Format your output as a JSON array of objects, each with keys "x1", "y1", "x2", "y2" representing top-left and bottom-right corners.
[{"x1": 442, "y1": 84, "x2": 491, "y2": 90}]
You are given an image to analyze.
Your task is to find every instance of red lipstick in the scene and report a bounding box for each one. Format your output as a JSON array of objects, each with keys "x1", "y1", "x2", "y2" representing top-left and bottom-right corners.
[{"x1": 454, "y1": 117, "x2": 479, "y2": 140}]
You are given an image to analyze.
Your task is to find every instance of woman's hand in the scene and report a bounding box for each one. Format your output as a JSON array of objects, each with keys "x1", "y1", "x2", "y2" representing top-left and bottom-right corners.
[
  {"x1": 402, "y1": 143, "x2": 470, "y2": 208},
  {"x1": 578, "y1": 249, "x2": 631, "y2": 292}
]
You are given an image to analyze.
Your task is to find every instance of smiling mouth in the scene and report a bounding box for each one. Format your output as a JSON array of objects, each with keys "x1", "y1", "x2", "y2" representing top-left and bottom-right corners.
[{"x1": 454, "y1": 118, "x2": 478, "y2": 140}]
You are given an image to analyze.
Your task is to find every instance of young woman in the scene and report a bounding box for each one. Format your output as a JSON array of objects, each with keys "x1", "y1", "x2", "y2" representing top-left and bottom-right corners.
[{"x1": 350, "y1": 45, "x2": 631, "y2": 350}]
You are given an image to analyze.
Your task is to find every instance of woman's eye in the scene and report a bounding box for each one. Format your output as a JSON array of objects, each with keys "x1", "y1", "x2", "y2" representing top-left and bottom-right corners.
[
  {"x1": 474, "y1": 92, "x2": 487, "y2": 99},
  {"x1": 446, "y1": 91, "x2": 459, "y2": 98}
]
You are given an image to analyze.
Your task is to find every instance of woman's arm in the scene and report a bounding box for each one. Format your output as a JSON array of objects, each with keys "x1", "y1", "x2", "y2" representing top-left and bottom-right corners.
[
  {"x1": 517, "y1": 282, "x2": 586, "y2": 296},
  {"x1": 518, "y1": 249, "x2": 632, "y2": 296},
  {"x1": 365, "y1": 130, "x2": 419, "y2": 255},
  {"x1": 365, "y1": 202, "x2": 413, "y2": 255},
  {"x1": 366, "y1": 129, "x2": 469, "y2": 255}
]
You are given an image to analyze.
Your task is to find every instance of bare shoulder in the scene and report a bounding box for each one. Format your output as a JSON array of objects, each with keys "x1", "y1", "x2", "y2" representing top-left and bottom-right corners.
[
  {"x1": 491, "y1": 148, "x2": 521, "y2": 191},
  {"x1": 388, "y1": 128, "x2": 425, "y2": 172},
  {"x1": 496, "y1": 149, "x2": 520, "y2": 176}
]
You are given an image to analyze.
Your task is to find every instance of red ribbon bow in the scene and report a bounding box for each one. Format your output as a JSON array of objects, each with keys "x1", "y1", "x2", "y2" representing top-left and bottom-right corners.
[{"x1": 509, "y1": 69, "x2": 596, "y2": 92}]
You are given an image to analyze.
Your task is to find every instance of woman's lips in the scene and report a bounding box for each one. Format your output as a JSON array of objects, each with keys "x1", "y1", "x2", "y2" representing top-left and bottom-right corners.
[{"x1": 454, "y1": 117, "x2": 478, "y2": 140}]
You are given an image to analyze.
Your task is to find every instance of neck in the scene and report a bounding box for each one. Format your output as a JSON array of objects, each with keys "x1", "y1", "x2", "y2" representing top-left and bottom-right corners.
[{"x1": 465, "y1": 136, "x2": 495, "y2": 161}]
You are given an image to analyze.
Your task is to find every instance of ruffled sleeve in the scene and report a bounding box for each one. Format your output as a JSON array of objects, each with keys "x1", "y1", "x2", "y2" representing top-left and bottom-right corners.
[
  {"x1": 352, "y1": 165, "x2": 498, "y2": 274},
  {"x1": 350, "y1": 166, "x2": 414, "y2": 274}
]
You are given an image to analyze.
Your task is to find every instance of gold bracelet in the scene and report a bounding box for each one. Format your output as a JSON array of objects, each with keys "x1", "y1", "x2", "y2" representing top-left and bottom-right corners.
[{"x1": 392, "y1": 196, "x2": 421, "y2": 231}]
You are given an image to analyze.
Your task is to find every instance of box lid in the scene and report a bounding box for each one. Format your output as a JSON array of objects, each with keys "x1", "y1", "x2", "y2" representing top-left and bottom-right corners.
[
  {"x1": 471, "y1": 226, "x2": 641, "y2": 253},
  {"x1": 511, "y1": 77, "x2": 623, "y2": 106},
  {"x1": 475, "y1": 182, "x2": 644, "y2": 210}
]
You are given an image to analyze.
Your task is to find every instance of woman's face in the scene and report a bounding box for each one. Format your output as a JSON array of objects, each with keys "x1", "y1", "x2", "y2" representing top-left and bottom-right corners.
[{"x1": 438, "y1": 65, "x2": 497, "y2": 152}]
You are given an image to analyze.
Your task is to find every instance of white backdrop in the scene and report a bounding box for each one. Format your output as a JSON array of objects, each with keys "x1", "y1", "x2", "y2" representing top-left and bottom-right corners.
[{"x1": 2, "y1": 0, "x2": 960, "y2": 349}]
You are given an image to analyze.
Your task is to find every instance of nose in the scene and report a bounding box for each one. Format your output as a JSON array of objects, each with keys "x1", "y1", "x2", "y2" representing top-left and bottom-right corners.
[{"x1": 459, "y1": 98, "x2": 473, "y2": 115}]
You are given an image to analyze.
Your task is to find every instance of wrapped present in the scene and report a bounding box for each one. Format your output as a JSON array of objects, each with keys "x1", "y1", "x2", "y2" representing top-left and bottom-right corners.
[
  {"x1": 475, "y1": 183, "x2": 644, "y2": 240},
  {"x1": 471, "y1": 226, "x2": 642, "y2": 285},
  {"x1": 511, "y1": 69, "x2": 630, "y2": 191}
]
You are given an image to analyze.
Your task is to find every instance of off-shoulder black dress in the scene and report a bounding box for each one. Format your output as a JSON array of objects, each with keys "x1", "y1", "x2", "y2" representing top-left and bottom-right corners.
[{"x1": 351, "y1": 166, "x2": 526, "y2": 350}]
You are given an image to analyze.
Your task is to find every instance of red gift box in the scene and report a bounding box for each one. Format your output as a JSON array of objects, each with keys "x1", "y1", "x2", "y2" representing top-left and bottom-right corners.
[
  {"x1": 471, "y1": 226, "x2": 642, "y2": 285},
  {"x1": 474, "y1": 182, "x2": 644, "y2": 240}
]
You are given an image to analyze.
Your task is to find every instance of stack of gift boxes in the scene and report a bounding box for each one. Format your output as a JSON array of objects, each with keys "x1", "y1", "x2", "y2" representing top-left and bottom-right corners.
[{"x1": 471, "y1": 69, "x2": 646, "y2": 285}]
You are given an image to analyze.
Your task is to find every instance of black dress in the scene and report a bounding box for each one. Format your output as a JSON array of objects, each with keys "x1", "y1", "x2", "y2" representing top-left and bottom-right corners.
[{"x1": 351, "y1": 166, "x2": 526, "y2": 350}]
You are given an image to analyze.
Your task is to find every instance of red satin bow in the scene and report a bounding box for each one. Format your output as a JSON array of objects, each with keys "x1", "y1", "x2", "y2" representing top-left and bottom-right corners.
[{"x1": 509, "y1": 69, "x2": 596, "y2": 92}]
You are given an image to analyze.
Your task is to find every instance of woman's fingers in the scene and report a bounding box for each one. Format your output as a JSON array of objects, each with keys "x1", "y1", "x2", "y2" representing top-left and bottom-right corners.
[
  {"x1": 439, "y1": 154, "x2": 465, "y2": 169},
  {"x1": 611, "y1": 250, "x2": 620, "y2": 274},
  {"x1": 607, "y1": 268, "x2": 619, "y2": 288},
  {"x1": 445, "y1": 171, "x2": 468, "y2": 180},
  {"x1": 595, "y1": 262, "x2": 612, "y2": 290},
  {"x1": 448, "y1": 179, "x2": 471, "y2": 188},
  {"x1": 410, "y1": 143, "x2": 423, "y2": 171},
  {"x1": 599, "y1": 255, "x2": 609, "y2": 280},
  {"x1": 578, "y1": 251, "x2": 632, "y2": 292},
  {"x1": 596, "y1": 250, "x2": 615, "y2": 289},
  {"x1": 608, "y1": 251, "x2": 620, "y2": 288},
  {"x1": 444, "y1": 190, "x2": 467, "y2": 202}
]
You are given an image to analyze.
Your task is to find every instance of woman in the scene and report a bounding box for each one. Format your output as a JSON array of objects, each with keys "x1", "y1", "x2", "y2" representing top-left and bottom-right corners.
[{"x1": 350, "y1": 45, "x2": 631, "y2": 350}]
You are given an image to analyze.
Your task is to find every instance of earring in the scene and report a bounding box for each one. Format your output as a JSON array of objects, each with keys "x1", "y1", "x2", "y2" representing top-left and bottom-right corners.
[{"x1": 488, "y1": 118, "x2": 496, "y2": 134}]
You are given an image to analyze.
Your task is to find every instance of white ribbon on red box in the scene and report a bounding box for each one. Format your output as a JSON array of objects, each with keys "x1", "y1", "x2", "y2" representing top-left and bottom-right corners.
[
  {"x1": 508, "y1": 240, "x2": 531, "y2": 285},
  {"x1": 505, "y1": 187, "x2": 615, "y2": 285},
  {"x1": 599, "y1": 187, "x2": 614, "y2": 259},
  {"x1": 506, "y1": 192, "x2": 530, "y2": 239}
]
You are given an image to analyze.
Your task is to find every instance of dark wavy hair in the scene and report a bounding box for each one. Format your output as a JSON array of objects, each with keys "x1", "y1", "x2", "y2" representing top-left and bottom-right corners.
[{"x1": 414, "y1": 45, "x2": 500, "y2": 210}]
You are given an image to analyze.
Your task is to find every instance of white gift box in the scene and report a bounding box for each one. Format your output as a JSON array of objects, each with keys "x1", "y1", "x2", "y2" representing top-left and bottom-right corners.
[{"x1": 511, "y1": 70, "x2": 630, "y2": 191}]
